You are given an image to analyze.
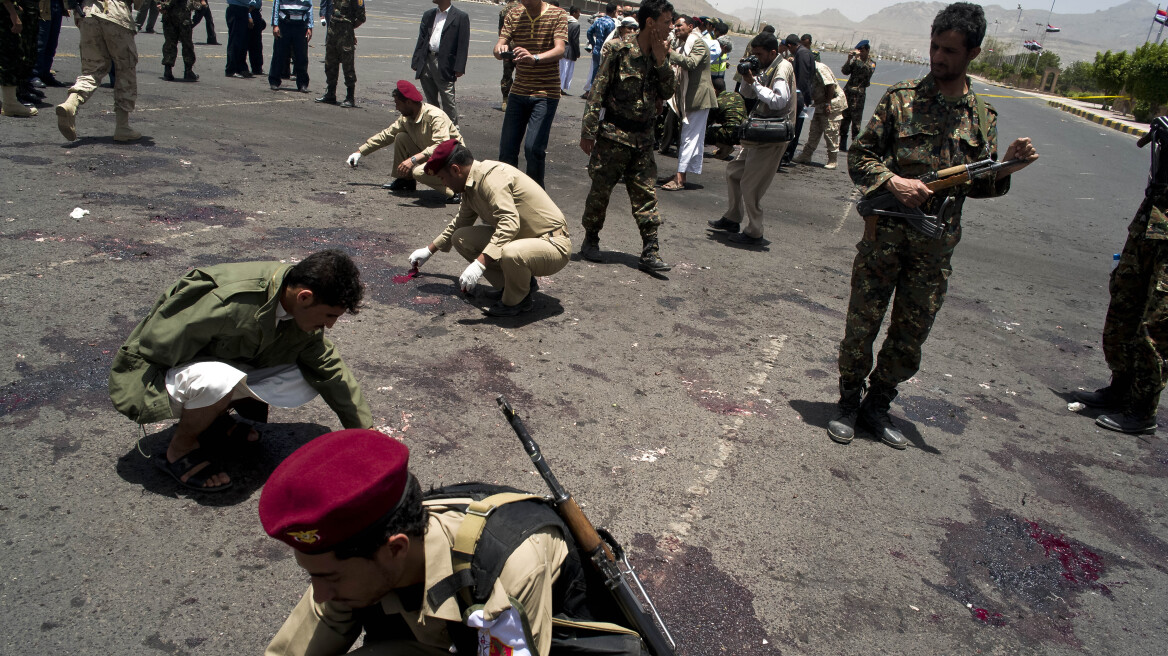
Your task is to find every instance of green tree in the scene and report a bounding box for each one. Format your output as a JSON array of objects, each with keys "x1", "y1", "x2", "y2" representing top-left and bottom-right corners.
[
  {"x1": 1093, "y1": 49, "x2": 1130, "y2": 96},
  {"x1": 1036, "y1": 50, "x2": 1061, "y2": 71},
  {"x1": 1057, "y1": 61, "x2": 1100, "y2": 95},
  {"x1": 1127, "y1": 41, "x2": 1168, "y2": 109}
]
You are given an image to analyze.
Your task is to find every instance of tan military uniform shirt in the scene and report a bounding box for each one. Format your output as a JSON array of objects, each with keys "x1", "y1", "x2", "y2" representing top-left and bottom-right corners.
[
  {"x1": 811, "y1": 61, "x2": 847, "y2": 115},
  {"x1": 77, "y1": 0, "x2": 139, "y2": 32},
  {"x1": 432, "y1": 160, "x2": 568, "y2": 261},
  {"x1": 358, "y1": 104, "x2": 462, "y2": 159},
  {"x1": 265, "y1": 501, "x2": 569, "y2": 656}
]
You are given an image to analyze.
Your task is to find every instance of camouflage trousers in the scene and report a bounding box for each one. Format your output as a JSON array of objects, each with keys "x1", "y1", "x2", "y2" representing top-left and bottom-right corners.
[
  {"x1": 840, "y1": 87, "x2": 867, "y2": 141},
  {"x1": 1101, "y1": 204, "x2": 1168, "y2": 406},
  {"x1": 802, "y1": 109, "x2": 844, "y2": 155},
  {"x1": 582, "y1": 137, "x2": 661, "y2": 238},
  {"x1": 0, "y1": 2, "x2": 38, "y2": 86},
  {"x1": 838, "y1": 216, "x2": 961, "y2": 390},
  {"x1": 68, "y1": 16, "x2": 139, "y2": 113},
  {"x1": 323, "y1": 21, "x2": 355, "y2": 89},
  {"x1": 500, "y1": 57, "x2": 515, "y2": 100},
  {"x1": 161, "y1": 11, "x2": 196, "y2": 69}
]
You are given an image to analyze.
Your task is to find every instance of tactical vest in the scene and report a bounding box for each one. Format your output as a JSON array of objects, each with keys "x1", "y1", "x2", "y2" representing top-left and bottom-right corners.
[{"x1": 354, "y1": 483, "x2": 648, "y2": 655}]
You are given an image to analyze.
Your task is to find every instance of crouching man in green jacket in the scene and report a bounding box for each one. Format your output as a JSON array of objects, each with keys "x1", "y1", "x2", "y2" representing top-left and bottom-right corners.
[{"x1": 108, "y1": 249, "x2": 373, "y2": 492}]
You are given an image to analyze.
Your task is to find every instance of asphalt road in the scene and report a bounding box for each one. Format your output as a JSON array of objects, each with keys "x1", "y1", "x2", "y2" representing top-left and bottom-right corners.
[{"x1": 1, "y1": 3, "x2": 1165, "y2": 654}]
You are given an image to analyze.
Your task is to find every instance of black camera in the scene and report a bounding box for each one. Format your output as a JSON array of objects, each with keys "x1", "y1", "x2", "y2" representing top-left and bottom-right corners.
[
  {"x1": 736, "y1": 55, "x2": 761, "y2": 76},
  {"x1": 500, "y1": 50, "x2": 516, "y2": 61}
]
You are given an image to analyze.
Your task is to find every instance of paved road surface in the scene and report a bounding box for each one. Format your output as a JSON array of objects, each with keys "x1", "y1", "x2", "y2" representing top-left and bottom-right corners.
[{"x1": 0, "y1": 3, "x2": 1163, "y2": 654}]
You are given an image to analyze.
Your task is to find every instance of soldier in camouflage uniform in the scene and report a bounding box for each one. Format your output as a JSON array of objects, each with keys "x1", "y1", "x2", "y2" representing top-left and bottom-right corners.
[
  {"x1": 827, "y1": 2, "x2": 1037, "y2": 449},
  {"x1": 315, "y1": 0, "x2": 362, "y2": 107},
  {"x1": 579, "y1": 0, "x2": 675, "y2": 274},
  {"x1": 839, "y1": 39, "x2": 875, "y2": 152},
  {"x1": 160, "y1": 0, "x2": 199, "y2": 82},
  {"x1": 498, "y1": 0, "x2": 518, "y2": 109},
  {"x1": 1074, "y1": 116, "x2": 1168, "y2": 435},
  {"x1": 1, "y1": 0, "x2": 38, "y2": 116},
  {"x1": 706, "y1": 89, "x2": 745, "y2": 159}
]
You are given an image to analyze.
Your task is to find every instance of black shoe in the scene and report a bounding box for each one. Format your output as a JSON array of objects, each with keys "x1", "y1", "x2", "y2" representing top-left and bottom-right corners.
[
  {"x1": 163, "y1": 66, "x2": 175, "y2": 81},
  {"x1": 30, "y1": 77, "x2": 46, "y2": 89},
  {"x1": 445, "y1": 193, "x2": 461, "y2": 204},
  {"x1": 340, "y1": 96, "x2": 356, "y2": 108},
  {"x1": 239, "y1": 70, "x2": 254, "y2": 78},
  {"x1": 1096, "y1": 411, "x2": 1157, "y2": 434},
  {"x1": 858, "y1": 386, "x2": 909, "y2": 449},
  {"x1": 484, "y1": 277, "x2": 538, "y2": 301},
  {"x1": 638, "y1": 238, "x2": 671, "y2": 273},
  {"x1": 828, "y1": 383, "x2": 864, "y2": 444},
  {"x1": 206, "y1": 40, "x2": 220, "y2": 46},
  {"x1": 297, "y1": 86, "x2": 309, "y2": 93},
  {"x1": 579, "y1": 232, "x2": 602, "y2": 262},
  {"x1": 779, "y1": 158, "x2": 793, "y2": 168},
  {"x1": 384, "y1": 178, "x2": 417, "y2": 192},
  {"x1": 145, "y1": 28, "x2": 155, "y2": 33},
  {"x1": 1073, "y1": 375, "x2": 1132, "y2": 410},
  {"x1": 251, "y1": 69, "x2": 264, "y2": 76},
  {"x1": 270, "y1": 83, "x2": 280, "y2": 91},
  {"x1": 184, "y1": 68, "x2": 199, "y2": 81},
  {"x1": 228, "y1": 72, "x2": 248, "y2": 78},
  {"x1": 707, "y1": 217, "x2": 740, "y2": 233},
  {"x1": 728, "y1": 232, "x2": 765, "y2": 245},
  {"x1": 20, "y1": 84, "x2": 44, "y2": 100},
  {"x1": 315, "y1": 92, "x2": 337, "y2": 104},
  {"x1": 485, "y1": 290, "x2": 535, "y2": 317},
  {"x1": 43, "y1": 75, "x2": 67, "y2": 88}
]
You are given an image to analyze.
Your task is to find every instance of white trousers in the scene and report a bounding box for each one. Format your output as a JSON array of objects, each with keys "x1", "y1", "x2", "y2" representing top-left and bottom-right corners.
[
  {"x1": 165, "y1": 362, "x2": 318, "y2": 415},
  {"x1": 677, "y1": 108, "x2": 709, "y2": 175},
  {"x1": 559, "y1": 58, "x2": 575, "y2": 93}
]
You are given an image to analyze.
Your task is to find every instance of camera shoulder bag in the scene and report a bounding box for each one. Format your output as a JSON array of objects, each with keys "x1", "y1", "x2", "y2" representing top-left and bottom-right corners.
[{"x1": 737, "y1": 61, "x2": 793, "y2": 143}]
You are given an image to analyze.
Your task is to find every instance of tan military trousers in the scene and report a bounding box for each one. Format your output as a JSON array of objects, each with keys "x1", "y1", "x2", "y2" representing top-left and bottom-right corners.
[
  {"x1": 803, "y1": 109, "x2": 844, "y2": 155},
  {"x1": 69, "y1": 17, "x2": 138, "y2": 113},
  {"x1": 451, "y1": 225, "x2": 570, "y2": 306},
  {"x1": 724, "y1": 140, "x2": 787, "y2": 239},
  {"x1": 392, "y1": 132, "x2": 449, "y2": 195}
]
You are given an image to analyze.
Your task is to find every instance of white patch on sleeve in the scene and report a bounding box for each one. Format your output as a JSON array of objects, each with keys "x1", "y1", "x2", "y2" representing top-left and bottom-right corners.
[{"x1": 464, "y1": 606, "x2": 532, "y2": 656}]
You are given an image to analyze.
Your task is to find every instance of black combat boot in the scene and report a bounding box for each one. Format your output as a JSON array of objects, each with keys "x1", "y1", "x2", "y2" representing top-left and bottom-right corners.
[
  {"x1": 638, "y1": 235, "x2": 670, "y2": 273},
  {"x1": 1073, "y1": 373, "x2": 1132, "y2": 410},
  {"x1": 184, "y1": 66, "x2": 199, "y2": 82},
  {"x1": 858, "y1": 384, "x2": 909, "y2": 449},
  {"x1": 163, "y1": 65, "x2": 175, "y2": 81},
  {"x1": 340, "y1": 86, "x2": 356, "y2": 108},
  {"x1": 579, "y1": 231, "x2": 602, "y2": 262},
  {"x1": 1096, "y1": 393, "x2": 1158, "y2": 434},
  {"x1": 827, "y1": 382, "x2": 865, "y2": 444},
  {"x1": 315, "y1": 86, "x2": 337, "y2": 104}
]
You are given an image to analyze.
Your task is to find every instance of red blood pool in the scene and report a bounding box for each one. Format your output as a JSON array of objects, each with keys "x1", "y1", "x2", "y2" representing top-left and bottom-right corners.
[
  {"x1": 392, "y1": 266, "x2": 419, "y2": 284},
  {"x1": 1025, "y1": 520, "x2": 1106, "y2": 591}
]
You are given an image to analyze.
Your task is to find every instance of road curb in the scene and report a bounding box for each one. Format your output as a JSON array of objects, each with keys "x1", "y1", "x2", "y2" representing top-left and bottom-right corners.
[{"x1": 1046, "y1": 99, "x2": 1147, "y2": 137}]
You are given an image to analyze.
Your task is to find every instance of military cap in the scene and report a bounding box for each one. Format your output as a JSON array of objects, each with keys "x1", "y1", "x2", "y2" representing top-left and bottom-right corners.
[
  {"x1": 395, "y1": 79, "x2": 423, "y2": 103},
  {"x1": 620, "y1": 15, "x2": 637, "y2": 28},
  {"x1": 259, "y1": 429, "x2": 411, "y2": 554},
  {"x1": 856, "y1": 39, "x2": 870, "y2": 49},
  {"x1": 424, "y1": 138, "x2": 460, "y2": 175}
]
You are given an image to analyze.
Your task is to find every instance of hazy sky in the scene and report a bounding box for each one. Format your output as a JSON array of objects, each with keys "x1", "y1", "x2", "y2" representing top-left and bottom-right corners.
[{"x1": 715, "y1": 1, "x2": 1143, "y2": 23}]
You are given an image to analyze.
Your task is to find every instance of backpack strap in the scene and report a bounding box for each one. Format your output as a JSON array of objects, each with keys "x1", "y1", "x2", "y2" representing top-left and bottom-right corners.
[{"x1": 973, "y1": 92, "x2": 991, "y2": 159}]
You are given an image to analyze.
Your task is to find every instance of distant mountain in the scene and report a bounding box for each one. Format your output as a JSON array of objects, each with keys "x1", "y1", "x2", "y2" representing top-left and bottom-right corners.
[{"x1": 725, "y1": 0, "x2": 1161, "y2": 64}]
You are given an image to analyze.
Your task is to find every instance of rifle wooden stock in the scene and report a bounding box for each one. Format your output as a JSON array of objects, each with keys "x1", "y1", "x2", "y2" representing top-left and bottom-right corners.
[
  {"x1": 926, "y1": 172, "x2": 972, "y2": 192},
  {"x1": 556, "y1": 496, "x2": 616, "y2": 561}
]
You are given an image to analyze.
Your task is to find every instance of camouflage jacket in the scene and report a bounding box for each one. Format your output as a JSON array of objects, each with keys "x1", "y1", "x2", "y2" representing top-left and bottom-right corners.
[
  {"x1": 841, "y1": 57, "x2": 875, "y2": 90},
  {"x1": 849, "y1": 74, "x2": 1010, "y2": 215},
  {"x1": 159, "y1": 0, "x2": 198, "y2": 16},
  {"x1": 329, "y1": 0, "x2": 364, "y2": 26},
  {"x1": 582, "y1": 33, "x2": 676, "y2": 150},
  {"x1": 1137, "y1": 183, "x2": 1168, "y2": 240}
]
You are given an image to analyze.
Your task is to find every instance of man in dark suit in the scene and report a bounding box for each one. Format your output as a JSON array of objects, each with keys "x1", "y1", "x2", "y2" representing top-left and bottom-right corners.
[{"x1": 411, "y1": 0, "x2": 469, "y2": 125}]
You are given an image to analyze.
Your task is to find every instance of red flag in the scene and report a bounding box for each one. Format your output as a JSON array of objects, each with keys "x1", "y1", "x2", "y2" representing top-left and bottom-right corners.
[{"x1": 1157, "y1": 8, "x2": 1167, "y2": 25}]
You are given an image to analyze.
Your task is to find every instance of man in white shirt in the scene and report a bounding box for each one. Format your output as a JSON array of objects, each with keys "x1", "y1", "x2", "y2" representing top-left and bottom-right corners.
[
  {"x1": 411, "y1": 0, "x2": 470, "y2": 125},
  {"x1": 707, "y1": 32, "x2": 794, "y2": 244}
]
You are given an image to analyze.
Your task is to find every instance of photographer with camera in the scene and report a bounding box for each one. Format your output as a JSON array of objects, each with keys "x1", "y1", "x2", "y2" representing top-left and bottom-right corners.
[{"x1": 707, "y1": 31, "x2": 794, "y2": 245}]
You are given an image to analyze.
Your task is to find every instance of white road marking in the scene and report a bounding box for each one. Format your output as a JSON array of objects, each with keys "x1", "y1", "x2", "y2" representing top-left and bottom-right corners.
[{"x1": 834, "y1": 189, "x2": 860, "y2": 234}]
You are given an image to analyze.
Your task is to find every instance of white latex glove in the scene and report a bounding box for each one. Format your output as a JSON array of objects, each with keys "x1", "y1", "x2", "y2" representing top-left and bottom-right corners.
[
  {"x1": 347, "y1": 152, "x2": 361, "y2": 167},
  {"x1": 409, "y1": 247, "x2": 433, "y2": 268},
  {"x1": 459, "y1": 260, "x2": 487, "y2": 293}
]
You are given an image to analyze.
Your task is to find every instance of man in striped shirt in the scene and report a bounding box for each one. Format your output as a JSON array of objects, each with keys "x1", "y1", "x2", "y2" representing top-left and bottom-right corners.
[{"x1": 494, "y1": 0, "x2": 568, "y2": 188}]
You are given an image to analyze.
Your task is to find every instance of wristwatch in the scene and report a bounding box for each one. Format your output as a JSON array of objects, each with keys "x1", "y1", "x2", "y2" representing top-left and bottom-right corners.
[{"x1": 534, "y1": 54, "x2": 541, "y2": 63}]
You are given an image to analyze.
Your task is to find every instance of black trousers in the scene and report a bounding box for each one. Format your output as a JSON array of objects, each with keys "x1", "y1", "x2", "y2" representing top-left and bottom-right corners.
[
  {"x1": 269, "y1": 20, "x2": 308, "y2": 87},
  {"x1": 191, "y1": 4, "x2": 217, "y2": 43},
  {"x1": 224, "y1": 5, "x2": 250, "y2": 74},
  {"x1": 247, "y1": 9, "x2": 266, "y2": 73}
]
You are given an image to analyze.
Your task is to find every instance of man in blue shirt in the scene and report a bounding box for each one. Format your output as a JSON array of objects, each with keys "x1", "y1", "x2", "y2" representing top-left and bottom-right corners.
[
  {"x1": 269, "y1": 0, "x2": 312, "y2": 91},
  {"x1": 582, "y1": 2, "x2": 616, "y2": 94}
]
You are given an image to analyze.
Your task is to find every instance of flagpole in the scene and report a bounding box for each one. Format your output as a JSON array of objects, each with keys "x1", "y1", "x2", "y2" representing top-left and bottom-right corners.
[
  {"x1": 1149, "y1": 4, "x2": 1159, "y2": 44},
  {"x1": 1039, "y1": 0, "x2": 1055, "y2": 49}
]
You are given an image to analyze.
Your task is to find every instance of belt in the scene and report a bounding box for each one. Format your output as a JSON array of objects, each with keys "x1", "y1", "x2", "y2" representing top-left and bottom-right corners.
[
  {"x1": 543, "y1": 227, "x2": 569, "y2": 239},
  {"x1": 602, "y1": 113, "x2": 650, "y2": 133}
]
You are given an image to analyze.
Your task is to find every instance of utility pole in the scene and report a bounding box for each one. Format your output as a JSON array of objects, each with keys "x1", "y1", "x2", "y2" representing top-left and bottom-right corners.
[{"x1": 1148, "y1": 4, "x2": 1159, "y2": 44}]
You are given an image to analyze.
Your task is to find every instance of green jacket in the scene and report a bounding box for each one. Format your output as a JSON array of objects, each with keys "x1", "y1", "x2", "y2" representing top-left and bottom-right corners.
[{"x1": 108, "y1": 262, "x2": 372, "y2": 428}]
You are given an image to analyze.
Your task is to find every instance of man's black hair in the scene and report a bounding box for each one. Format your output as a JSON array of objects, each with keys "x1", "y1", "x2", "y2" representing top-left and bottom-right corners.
[
  {"x1": 636, "y1": 0, "x2": 673, "y2": 29},
  {"x1": 284, "y1": 249, "x2": 364, "y2": 314},
  {"x1": 548, "y1": 0, "x2": 559, "y2": 6},
  {"x1": 800, "y1": 33, "x2": 812, "y2": 42},
  {"x1": 761, "y1": 25, "x2": 775, "y2": 34},
  {"x1": 713, "y1": 21, "x2": 729, "y2": 36},
  {"x1": 570, "y1": 6, "x2": 580, "y2": 15},
  {"x1": 605, "y1": 2, "x2": 617, "y2": 14},
  {"x1": 750, "y1": 32, "x2": 779, "y2": 53},
  {"x1": 680, "y1": 14, "x2": 700, "y2": 28},
  {"x1": 931, "y1": 1, "x2": 986, "y2": 50},
  {"x1": 334, "y1": 476, "x2": 428, "y2": 560},
  {"x1": 447, "y1": 143, "x2": 475, "y2": 169}
]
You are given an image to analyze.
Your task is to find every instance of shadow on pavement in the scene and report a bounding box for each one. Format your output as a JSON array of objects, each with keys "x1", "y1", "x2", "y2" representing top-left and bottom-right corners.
[
  {"x1": 116, "y1": 420, "x2": 332, "y2": 506},
  {"x1": 788, "y1": 398, "x2": 942, "y2": 455},
  {"x1": 705, "y1": 229, "x2": 771, "y2": 252}
]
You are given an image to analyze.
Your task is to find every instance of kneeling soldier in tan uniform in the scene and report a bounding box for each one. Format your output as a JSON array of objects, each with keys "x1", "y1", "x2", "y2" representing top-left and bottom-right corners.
[
  {"x1": 57, "y1": 0, "x2": 144, "y2": 141},
  {"x1": 346, "y1": 79, "x2": 462, "y2": 203},
  {"x1": 408, "y1": 139, "x2": 571, "y2": 318}
]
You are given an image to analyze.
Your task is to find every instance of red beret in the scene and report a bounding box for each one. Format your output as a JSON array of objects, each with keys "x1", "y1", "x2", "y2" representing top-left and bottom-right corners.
[
  {"x1": 259, "y1": 429, "x2": 410, "y2": 554},
  {"x1": 395, "y1": 79, "x2": 423, "y2": 103},
  {"x1": 424, "y1": 138, "x2": 460, "y2": 175}
]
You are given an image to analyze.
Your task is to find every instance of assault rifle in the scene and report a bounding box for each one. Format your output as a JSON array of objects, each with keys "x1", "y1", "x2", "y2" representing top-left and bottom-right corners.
[
  {"x1": 856, "y1": 158, "x2": 1023, "y2": 239},
  {"x1": 497, "y1": 396, "x2": 678, "y2": 656}
]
